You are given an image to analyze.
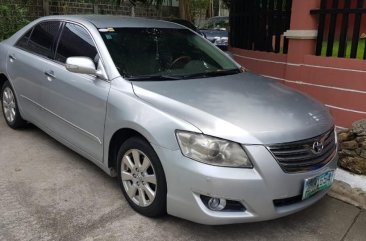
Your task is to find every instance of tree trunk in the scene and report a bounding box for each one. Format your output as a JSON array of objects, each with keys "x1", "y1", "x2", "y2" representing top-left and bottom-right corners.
[
  {"x1": 43, "y1": 0, "x2": 49, "y2": 16},
  {"x1": 206, "y1": 0, "x2": 213, "y2": 18},
  {"x1": 179, "y1": 0, "x2": 191, "y2": 21}
]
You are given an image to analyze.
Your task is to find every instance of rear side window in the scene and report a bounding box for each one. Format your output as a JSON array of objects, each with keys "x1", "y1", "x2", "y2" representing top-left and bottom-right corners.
[
  {"x1": 15, "y1": 28, "x2": 33, "y2": 49},
  {"x1": 27, "y1": 21, "x2": 61, "y2": 59},
  {"x1": 55, "y1": 23, "x2": 98, "y2": 65}
]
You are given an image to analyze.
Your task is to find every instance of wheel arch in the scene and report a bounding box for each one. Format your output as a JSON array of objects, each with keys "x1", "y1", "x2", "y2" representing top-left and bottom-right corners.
[
  {"x1": 108, "y1": 128, "x2": 152, "y2": 175},
  {"x1": 0, "y1": 73, "x2": 8, "y2": 89}
]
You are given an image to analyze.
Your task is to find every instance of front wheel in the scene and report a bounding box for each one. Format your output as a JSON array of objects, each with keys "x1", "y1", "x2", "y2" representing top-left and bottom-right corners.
[
  {"x1": 1, "y1": 81, "x2": 26, "y2": 129},
  {"x1": 117, "y1": 137, "x2": 167, "y2": 217}
]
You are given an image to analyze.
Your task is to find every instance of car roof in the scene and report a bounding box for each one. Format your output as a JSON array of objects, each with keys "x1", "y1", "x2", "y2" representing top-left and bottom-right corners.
[
  {"x1": 165, "y1": 18, "x2": 198, "y2": 31},
  {"x1": 37, "y1": 15, "x2": 185, "y2": 29}
]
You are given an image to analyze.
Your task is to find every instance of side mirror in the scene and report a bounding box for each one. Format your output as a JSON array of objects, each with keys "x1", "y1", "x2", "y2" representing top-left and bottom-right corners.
[
  {"x1": 66, "y1": 56, "x2": 108, "y2": 80},
  {"x1": 66, "y1": 57, "x2": 97, "y2": 75}
]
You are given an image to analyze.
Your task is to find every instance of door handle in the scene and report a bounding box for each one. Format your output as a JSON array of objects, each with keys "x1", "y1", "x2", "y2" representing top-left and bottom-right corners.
[
  {"x1": 44, "y1": 71, "x2": 56, "y2": 79},
  {"x1": 9, "y1": 54, "x2": 16, "y2": 62}
]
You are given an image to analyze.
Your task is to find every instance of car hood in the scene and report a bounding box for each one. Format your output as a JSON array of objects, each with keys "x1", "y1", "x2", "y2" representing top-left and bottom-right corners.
[{"x1": 131, "y1": 73, "x2": 334, "y2": 145}]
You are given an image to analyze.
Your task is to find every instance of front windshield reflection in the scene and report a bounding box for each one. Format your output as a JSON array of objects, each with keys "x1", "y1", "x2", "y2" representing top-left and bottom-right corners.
[{"x1": 100, "y1": 28, "x2": 238, "y2": 80}]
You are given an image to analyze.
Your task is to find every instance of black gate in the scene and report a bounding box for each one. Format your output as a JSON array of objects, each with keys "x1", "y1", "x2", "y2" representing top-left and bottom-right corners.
[
  {"x1": 229, "y1": 0, "x2": 292, "y2": 53},
  {"x1": 311, "y1": 0, "x2": 366, "y2": 59}
]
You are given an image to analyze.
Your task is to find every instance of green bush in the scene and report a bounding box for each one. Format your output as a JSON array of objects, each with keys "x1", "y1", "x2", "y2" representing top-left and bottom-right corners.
[
  {"x1": 321, "y1": 40, "x2": 366, "y2": 60},
  {"x1": 0, "y1": 4, "x2": 29, "y2": 41}
]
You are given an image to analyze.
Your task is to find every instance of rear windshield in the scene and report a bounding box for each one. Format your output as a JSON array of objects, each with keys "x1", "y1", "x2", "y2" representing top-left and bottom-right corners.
[{"x1": 99, "y1": 28, "x2": 239, "y2": 80}]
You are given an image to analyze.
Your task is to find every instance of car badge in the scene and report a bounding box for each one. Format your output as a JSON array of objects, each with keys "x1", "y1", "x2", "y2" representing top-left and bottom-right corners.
[{"x1": 312, "y1": 141, "x2": 324, "y2": 154}]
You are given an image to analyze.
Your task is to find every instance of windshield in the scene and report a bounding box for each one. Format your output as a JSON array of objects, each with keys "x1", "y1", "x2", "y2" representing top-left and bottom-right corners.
[{"x1": 99, "y1": 28, "x2": 239, "y2": 80}]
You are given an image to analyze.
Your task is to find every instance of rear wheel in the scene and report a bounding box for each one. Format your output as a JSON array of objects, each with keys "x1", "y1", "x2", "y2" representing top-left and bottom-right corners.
[
  {"x1": 117, "y1": 137, "x2": 167, "y2": 217},
  {"x1": 1, "y1": 81, "x2": 26, "y2": 129}
]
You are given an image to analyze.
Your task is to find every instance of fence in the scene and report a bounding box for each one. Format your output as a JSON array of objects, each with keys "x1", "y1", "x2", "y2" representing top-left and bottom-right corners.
[
  {"x1": 0, "y1": 0, "x2": 179, "y2": 40},
  {"x1": 230, "y1": 0, "x2": 292, "y2": 54},
  {"x1": 0, "y1": 0, "x2": 179, "y2": 21},
  {"x1": 230, "y1": 0, "x2": 366, "y2": 128},
  {"x1": 311, "y1": 0, "x2": 366, "y2": 59},
  {"x1": 45, "y1": 0, "x2": 178, "y2": 19}
]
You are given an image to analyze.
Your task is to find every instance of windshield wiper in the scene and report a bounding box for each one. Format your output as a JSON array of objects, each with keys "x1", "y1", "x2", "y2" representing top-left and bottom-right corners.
[
  {"x1": 126, "y1": 74, "x2": 183, "y2": 81},
  {"x1": 126, "y1": 69, "x2": 240, "y2": 81},
  {"x1": 180, "y1": 68, "x2": 241, "y2": 79}
]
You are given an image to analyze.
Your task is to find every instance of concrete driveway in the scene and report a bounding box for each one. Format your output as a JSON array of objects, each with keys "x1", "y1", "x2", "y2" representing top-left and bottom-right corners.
[{"x1": 0, "y1": 111, "x2": 365, "y2": 241}]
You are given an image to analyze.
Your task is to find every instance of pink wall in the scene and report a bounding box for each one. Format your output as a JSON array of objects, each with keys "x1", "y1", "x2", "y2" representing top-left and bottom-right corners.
[
  {"x1": 229, "y1": 0, "x2": 366, "y2": 129},
  {"x1": 231, "y1": 48, "x2": 366, "y2": 129}
]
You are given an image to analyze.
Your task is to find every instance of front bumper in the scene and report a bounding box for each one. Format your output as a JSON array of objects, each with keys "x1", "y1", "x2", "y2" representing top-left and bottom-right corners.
[{"x1": 153, "y1": 144, "x2": 338, "y2": 225}]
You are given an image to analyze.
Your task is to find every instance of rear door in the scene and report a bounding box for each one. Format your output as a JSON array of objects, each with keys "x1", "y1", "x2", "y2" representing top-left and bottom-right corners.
[
  {"x1": 41, "y1": 22, "x2": 110, "y2": 162},
  {"x1": 6, "y1": 21, "x2": 62, "y2": 124}
]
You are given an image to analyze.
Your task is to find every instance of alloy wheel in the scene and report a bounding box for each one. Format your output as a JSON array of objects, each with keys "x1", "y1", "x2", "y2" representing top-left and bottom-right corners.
[
  {"x1": 2, "y1": 87, "x2": 16, "y2": 123},
  {"x1": 121, "y1": 149, "x2": 157, "y2": 207}
]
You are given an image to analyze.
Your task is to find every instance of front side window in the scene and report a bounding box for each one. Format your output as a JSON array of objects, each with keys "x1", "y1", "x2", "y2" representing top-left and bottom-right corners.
[
  {"x1": 55, "y1": 23, "x2": 98, "y2": 65},
  {"x1": 100, "y1": 28, "x2": 239, "y2": 80},
  {"x1": 27, "y1": 21, "x2": 61, "y2": 59}
]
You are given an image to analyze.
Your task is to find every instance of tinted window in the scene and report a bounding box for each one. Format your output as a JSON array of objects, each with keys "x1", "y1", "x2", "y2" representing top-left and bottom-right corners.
[
  {"x1": 55, "y1": 23, "x2": 97, "y2": 65},
  {"x1": 15, "y1": 28, "x2": 33, "y2": 49},
  {"x1": 28, "y1": 21, "x2": 61, "y2": 58},
  {"x1": 100, "y1": 28, "x2": 238, "y2": 78}
]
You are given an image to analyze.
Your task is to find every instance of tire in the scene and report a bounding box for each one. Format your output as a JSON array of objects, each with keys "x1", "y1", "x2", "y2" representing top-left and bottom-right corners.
[
  {"x1": 1, "y1": 81, "x2": 26, "y2": 129},
  {"x1": 117, "y1": 137, "x2": 167, "y2": 217}
]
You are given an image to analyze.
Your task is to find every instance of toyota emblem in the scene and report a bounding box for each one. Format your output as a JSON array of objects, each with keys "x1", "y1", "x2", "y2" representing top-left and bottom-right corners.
[{"x1": 312, "y1": 141, "x2": 324, "y2": 154}]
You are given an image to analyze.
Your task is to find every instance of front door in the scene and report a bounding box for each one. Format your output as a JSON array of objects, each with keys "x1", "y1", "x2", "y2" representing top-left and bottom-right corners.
[{"x1": 41, "y1": 22, "x2": 110, "y2": 162}]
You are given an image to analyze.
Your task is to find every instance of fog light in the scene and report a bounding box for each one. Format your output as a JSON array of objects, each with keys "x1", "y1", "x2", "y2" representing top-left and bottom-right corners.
[
  {"x1": 200, "y1": 195, "x2": 246, "y2": 212},
  {"x1": 207, "y1": 197, "x2": 226, "y2": 211}
]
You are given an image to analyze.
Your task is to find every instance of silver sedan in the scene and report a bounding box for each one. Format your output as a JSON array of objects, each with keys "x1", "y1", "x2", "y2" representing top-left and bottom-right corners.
[{"x1": 0, "y1": 15, "x2": 338, "y2": 225}]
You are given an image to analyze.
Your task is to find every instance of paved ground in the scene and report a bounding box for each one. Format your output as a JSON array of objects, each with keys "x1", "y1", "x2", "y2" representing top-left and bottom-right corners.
[{"x1": 0, "y1": 112, "x2": 365, "y2": 241}]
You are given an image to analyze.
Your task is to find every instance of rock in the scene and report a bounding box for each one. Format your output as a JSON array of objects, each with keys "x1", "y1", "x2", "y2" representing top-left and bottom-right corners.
[
  {"x1": 356, "y1": 136, "x2": 366, "y2": 143},
  {"x1": 339, "y1": 156, "x2": 366, "y2": 175},
  {"x1": 359, "y1": 140, "x2": 366, "y2": 149},
  {"x1": 338, "y1": 131, "x2": 355, "y2": 142},
  {"x1": 338, "y1": 128, "x2": 350, "y2": 134},
  {"x1": 352, "y1": 119, "x2": 366, "y2": 136},
  {"x1": 340, "y1": 140, "x2": 358, "y2": 150},
  {"x1": 355, "y1": 148, "x2": 362, "y2": 155},
  {"x1": 360, "y1": 149, "x2": 366, "y2": 159},
  {"x1": 339, "y1": 149, "x2": 357, "y2": 157}
]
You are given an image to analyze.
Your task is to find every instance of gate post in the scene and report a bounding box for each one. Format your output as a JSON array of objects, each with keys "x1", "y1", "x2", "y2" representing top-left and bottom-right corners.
[{"x1": 284, "y1": 0, "x2": 319, "y2": 82}]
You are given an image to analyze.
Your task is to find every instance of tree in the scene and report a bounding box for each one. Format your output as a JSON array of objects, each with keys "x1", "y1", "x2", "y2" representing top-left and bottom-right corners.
[
  {"x1": 179, "y1": 0, "x2": 191, "y2": 20},
  {"x1": 108, "y1": 0, "x2": 196, "y2": 20},
  {"x1": 189, "y1": 0, "x2": 210, "y2": 24},
  {"x1": 0, "y1": 2, "x2": 29, "y2": 41},
  {"x1": 222, "y1": 0, "x2": 230, "y2": 8}
]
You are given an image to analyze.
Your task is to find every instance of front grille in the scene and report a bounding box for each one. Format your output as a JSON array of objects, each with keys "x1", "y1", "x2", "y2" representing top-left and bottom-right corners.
[{"x1": 267, "y1": 128, "x2": 336, "y2": 173}]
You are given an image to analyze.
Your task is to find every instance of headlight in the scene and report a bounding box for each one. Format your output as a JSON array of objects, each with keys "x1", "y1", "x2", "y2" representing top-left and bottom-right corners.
[
  {"x1": 214, "y1": 37, "x2": 228, "y2": 45},
  {"x1": 176, "y1": 131, "x2": 253, "y2": 168}
]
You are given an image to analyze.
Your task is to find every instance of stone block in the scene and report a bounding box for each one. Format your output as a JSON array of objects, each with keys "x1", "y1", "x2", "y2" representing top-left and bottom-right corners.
[
  {"x1": 340, "y1": 140, "x2": 358, "y2": 150},
  {"x1": 339, "y1": 149, "x2": 357, "y2": 158},
  {"x1": 339, "y1": 156, "x2": 366, "y2": 175},
  {"x1": 338, "y1": 132, "x2": 355, "y2": 142},
  {"x1": 359, "y1": 141, "x2": 366, "y2": 149},
  {"x1": 352, "y1": 119, "x2": 366, "y2": 136},
  {"x1": 360, "y1": 149, "x2": 366, "y2": 159}
]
